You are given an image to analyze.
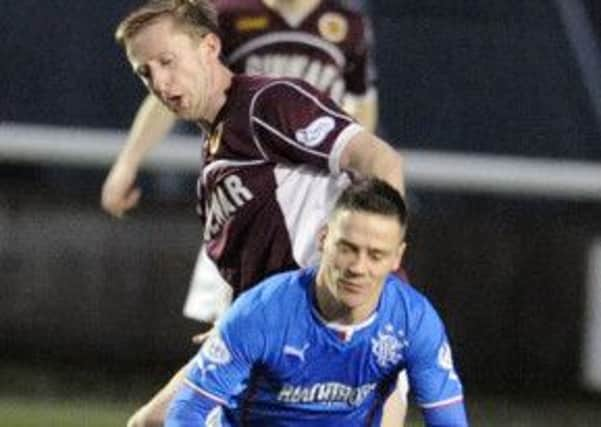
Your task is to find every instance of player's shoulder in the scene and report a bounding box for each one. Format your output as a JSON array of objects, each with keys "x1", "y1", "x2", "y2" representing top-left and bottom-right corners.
[
  {"x1": 238, "y1": 75, "x2": 323, "y2": 118},
  {"x1": 230, "y1": 267, "x2": 311, "y2": 317},
  {"x1": 382, "y1": 275, "x2": 438, "y2": 322},
  {"x1": 249, "y1": 76, "x2": 322, "y2": 105},
  {"x1": 228, "y1": 75, "x2": 291, "y2": 108},
  {"x1": 253, "y1": 76, "x2": 317, "y2": 95}
]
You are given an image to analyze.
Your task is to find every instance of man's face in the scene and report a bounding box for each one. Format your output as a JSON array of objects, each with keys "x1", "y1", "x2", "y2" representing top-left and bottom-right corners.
[
  {"x1": 125, "y1": 16, "x2": 216, "y2": 121},
  {"x1": 319, "y1": 210, "x2": 405, "y2": 312}
]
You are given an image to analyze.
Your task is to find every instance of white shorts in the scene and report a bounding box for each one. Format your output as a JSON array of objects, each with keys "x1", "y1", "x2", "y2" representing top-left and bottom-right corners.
[{"x1": 183, "y1": 247, "x2": 233, "y2": 323}]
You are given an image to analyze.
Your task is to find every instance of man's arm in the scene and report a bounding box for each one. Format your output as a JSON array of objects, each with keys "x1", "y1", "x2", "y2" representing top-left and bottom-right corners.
[
  {"x1": 405, "y1": 295, "x2": 468, "y2": 426},
  {"x1": 166, "y1": 381, "x2": 223, "y2": 427},
  {"x1": 422, "y1": 402, "x2": 469, "y2": 427},
  {"x1": 126, "y1": 363, "x2": 191, "y2": 427},
  {"x1": 339, "y1": 129, "x2": 405, "y2": 196},
  {"x1": 342, "y1": 88, "x2": 378, "y2": 133},
  {"x1": 101, "y1": 94, "x2": 177, "y2": 217},
  {"x1": 166, "y1": 298, "x2": 266, "y2": 426}
]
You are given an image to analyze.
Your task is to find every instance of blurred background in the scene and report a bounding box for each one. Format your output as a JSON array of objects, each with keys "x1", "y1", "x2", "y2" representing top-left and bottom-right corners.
[{"x1": 2, "y1": 0, "x2": 601, "y2": 425}]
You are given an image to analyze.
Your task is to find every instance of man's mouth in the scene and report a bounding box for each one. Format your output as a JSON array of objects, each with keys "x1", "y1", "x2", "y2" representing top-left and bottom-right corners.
[
  {"x1": 339, "y1": 279, "x2": 364, "y2": 293},
  {"x1": 165, "y1": 94, "x2": 183, "y2": 111}
]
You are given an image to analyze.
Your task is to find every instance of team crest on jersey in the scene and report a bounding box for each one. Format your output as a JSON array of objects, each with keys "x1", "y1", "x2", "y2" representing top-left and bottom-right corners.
[
  {"x1": 318, "y1": 12, "x2": 349, "y2": 43},
  {"x1": 438, "y1": 342, "x2": 459, "y2": 381},
  {"x1": 295, "y1": 116, "x2": 335, "y2": 147},
  {"x1": 371, "y1": 324, "x2": 409, "y2": 368},
  {"x1": 208, "y1": 121, "x2": 224, "y2": 155},
  {"x1": 202, "y1": 333, "x2": 232, "y2": 364},
  {"x1": 235, "y1": 15, "x2": 269, "y2": 32}
]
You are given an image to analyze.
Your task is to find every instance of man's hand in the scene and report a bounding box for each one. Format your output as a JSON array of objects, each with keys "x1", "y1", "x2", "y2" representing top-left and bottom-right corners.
[
  {"x1": 101, "y1": 161, "x2": 141, "y2": 218},
  {"x1": 126, "y1": 402, "x2": 166, "y2": 427}
]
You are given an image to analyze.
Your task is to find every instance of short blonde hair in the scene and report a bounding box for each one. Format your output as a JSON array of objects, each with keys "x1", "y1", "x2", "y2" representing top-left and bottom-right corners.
[{"x1": 115, "y1": 0, "x2": 219, "y2": 47}]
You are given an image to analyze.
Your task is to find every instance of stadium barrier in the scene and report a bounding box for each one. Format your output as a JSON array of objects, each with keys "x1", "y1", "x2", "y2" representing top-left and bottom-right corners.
[{"x1": 2, "y1": 122, "x2": 601, "y2": 200}]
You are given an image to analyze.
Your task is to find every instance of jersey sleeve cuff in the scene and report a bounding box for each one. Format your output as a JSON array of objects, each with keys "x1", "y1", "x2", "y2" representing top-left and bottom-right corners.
[
  {"x1": 420, "y1": 394, "x2": 464, "y2": 409},
  {"x1": 183, "y1": 378, "x2": 228, "y2": 406}
]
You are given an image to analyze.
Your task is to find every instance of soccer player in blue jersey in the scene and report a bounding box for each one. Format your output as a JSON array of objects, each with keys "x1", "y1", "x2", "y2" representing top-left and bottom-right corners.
[
  {"x1": 166, "y1": 178, "x2": 468, "y2": 427},
  {"x1": 111, "y1": 1, "x2": 409, "y2": 426}
]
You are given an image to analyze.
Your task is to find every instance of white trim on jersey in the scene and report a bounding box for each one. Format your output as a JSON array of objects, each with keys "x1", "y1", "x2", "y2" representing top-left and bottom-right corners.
[
  {"x1": 273, "y1": 164, "x2": 351, "y2": 268},
  {"x1": 270, "y1": 80, "x2": 354, "y2": 122},
  {"x1": 249, "y1": 80, "x2": 354, "y2": 166},
  {"x1": 227, "y1": 31, "x2": 347, "y2": 69},
  {"x1": 420, "y1": 395, "x2": 464, "y2": 409},
  {"x1": 250, "y1": 80, "x2": 353, "y2": 125},
  {"x1": 202, "y1": 158, "x2": 267, "y2": 180},
  {"x1": 328, "y1": 123, "x2": 363, "y2": 175},
  {"x1": 248, "y1": 85, "x2": 271, "y2": 160},
  {"x1": 312, "y1": 306, "x2": 378, "y2": 342},
  {"x1": 252, "y1": 116, "x2": 330, "y2": 160},
  {"x1": 184, "y1": 378, "x2": 229, "y2": 406}
]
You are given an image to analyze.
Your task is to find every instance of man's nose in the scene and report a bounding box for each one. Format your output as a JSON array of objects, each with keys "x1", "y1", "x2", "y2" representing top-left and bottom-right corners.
[
  {"x1": 150, "y1": 69, "x2": 170, "y2": 95},
  {"x1": 348, "y1": 253, "x2": 369, "y2": 275}
]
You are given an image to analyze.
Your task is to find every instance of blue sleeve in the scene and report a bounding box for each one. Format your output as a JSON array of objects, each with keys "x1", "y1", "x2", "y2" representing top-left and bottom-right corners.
[
  {"x1": 166, "y1": 383, "x2": 223, "y2": 427},
  {"x1": 404, "y1": 295, "x2": 468, "y2": 426},
  {"x1": 423, "y1": 402, "x2": 469, "y2": 427},
  {"x1": 167, "y1": 294, "x2": 267, "y2": 423}
]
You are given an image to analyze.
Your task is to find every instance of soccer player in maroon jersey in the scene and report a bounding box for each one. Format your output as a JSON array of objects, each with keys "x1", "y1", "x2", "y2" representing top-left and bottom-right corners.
[
  {"x1": 102, "y1": 0, "x2": 378, "y2": 223},
  {"x1": 109, "y1": 1, "x2": 407, "y2": 426}
]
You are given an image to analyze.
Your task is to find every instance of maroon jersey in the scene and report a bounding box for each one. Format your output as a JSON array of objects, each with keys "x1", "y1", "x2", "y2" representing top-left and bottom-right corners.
[
  {"x1": 215, "y1": 0, "x2": 376, "y2": 105},
  {"x1": 183, "y1": 75, "x2": 362, "y2": 322}
]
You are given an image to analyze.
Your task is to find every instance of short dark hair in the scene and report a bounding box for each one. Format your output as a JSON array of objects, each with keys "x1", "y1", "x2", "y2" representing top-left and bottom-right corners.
[
  {"x1": 333, "y1": 178, "x2": 408, "y2": 237},
  {"x1": 115, "y1": 0, "x2": 219, "y2": 47}
]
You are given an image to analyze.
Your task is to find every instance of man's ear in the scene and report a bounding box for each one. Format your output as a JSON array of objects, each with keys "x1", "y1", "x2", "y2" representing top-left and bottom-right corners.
[
  {"x1": 393, "y1": 242, "x2": 407, "y2": 270},
  {"x1": 201, "y1": 32, "x2": 222, "y2": 58},
  {"x1": 317, "y1": 225, "x2": 328, "y2": 252}
]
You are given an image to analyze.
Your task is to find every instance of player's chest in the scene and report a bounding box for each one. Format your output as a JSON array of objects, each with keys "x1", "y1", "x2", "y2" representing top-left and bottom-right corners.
[
  {"x1": 201, "y1": 119, "x2": 274, "y2": 198},
  {"x1": 264, "y1": 322, "x2": 410, "y2": 385}
]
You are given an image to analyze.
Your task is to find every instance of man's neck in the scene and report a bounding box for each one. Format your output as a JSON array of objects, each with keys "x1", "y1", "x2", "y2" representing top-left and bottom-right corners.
[
  {"x1": 314, "y1": 274, "x2": 376, "y2": 326},
  {"x1": 200, "y1": 65, "x2": 233, "y2": 128}
]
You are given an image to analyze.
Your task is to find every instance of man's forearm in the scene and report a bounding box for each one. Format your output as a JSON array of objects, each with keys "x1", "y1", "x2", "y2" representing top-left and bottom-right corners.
[
  {"x1": 342, "y1": 89, "x2": 378, "y2": 133},
  {"x1": 341, "y1": 131, "x2": 406, "y2": 196},
  {"x1": 117, "y1": 94, "x2": 177, "y2": 167}
]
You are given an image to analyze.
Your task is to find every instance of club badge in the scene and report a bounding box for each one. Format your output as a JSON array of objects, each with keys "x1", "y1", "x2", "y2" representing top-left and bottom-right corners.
[
  {"x1": 371, "y1": 324, "x2": 409, "y2": 368},
  {"x1": 208, "y1": 121, "x2": 224, "y2": 155},
  {"x1": 318, "y1": 12, "x2": 349, "y2": 43}
]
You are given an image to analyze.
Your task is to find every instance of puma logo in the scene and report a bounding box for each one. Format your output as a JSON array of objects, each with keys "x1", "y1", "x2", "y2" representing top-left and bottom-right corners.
[{"x1": 283, "y1": 343, "x2": 310, "y2": 363}]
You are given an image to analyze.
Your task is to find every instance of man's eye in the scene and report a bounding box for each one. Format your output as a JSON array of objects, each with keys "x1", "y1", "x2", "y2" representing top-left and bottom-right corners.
[
  {"x1": 137, "y1": 67, "x2": 150, "y2": 79},
  {"x1": 160, "y1": 57, "x2": 173, "y2": 67},
  {"x1": 337, "y1": 243, "x2": 355, "y2": 255},
  {"x1": 369, "y1": 253, "x2": 384, "y2": 261}
]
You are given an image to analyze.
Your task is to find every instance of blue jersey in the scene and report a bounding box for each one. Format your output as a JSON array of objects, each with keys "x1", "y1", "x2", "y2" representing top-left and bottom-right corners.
[{"x1": 167, "y1": 268, "x2": 468, "y2": 426}]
